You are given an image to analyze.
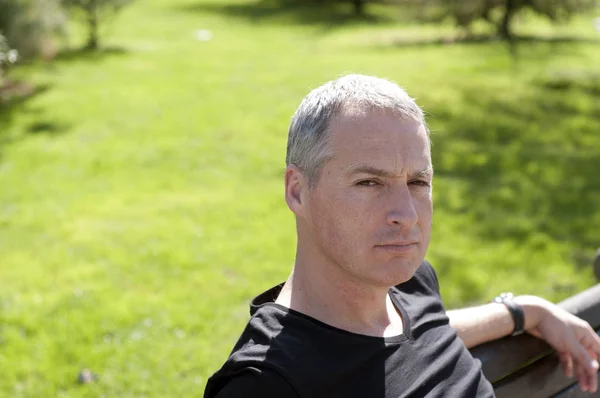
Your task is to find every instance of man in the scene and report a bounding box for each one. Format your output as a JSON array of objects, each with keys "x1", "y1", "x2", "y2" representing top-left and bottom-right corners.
[{"x1": 204, "y1": 74, "x2": 600, "y2": 397}]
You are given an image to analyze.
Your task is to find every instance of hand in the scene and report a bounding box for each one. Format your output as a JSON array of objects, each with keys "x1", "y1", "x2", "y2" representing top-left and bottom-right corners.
[{"x1": 517, "y1": 296, "x2": 600, "y2": 393}]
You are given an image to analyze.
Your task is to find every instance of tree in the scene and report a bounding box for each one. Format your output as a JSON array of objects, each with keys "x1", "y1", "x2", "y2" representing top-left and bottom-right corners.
[
  {"x1": 61, "y1": 0, "x2": 134, "y2": 50},
  {"x1": 0, "y1": 0, "x2": 66, "y2": 59},
  {"x1": 417, "y1": 0, "x2": 598, "y2": 40},
  {"x1": 0, "y1": 34, "x2": 18, "y2": 85},
  {"x1": 495, "y1": 0, "x2": 599, "y2": 39},
  {"x1": 352, "y1": 0, "x2": 365, "y2": 16}
]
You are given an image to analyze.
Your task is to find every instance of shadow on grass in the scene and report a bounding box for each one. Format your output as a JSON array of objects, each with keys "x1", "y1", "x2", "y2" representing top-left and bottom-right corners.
[
  {"x1": 0, "y1": 82, "x2": 51, "y2": 134},
  {"x1": 0, "y1": 82, "x2": 70, "y2": 160},
  {"x1": 174, "y1": 0, "x2": 395, "y2": 26},
  {"x1": 429, "y1": 72, "x2": 600, "y2": 254},
  {"x1": 26, "y1": 120, "x2": 69, "y2": 135},
  {"x1": 539, "y1": 70, "x2": 600, "y2": 96},
  {"x1": 382, "y1": 33, "x2": 597, "y2": 63},
  {"x1": 389, "y1": 34, "x2": 600, "y2": 48},
  {"x1": 0, "y1": 48, "x2": 125, "y2": 157},
  {"x1": 53, "y1": 46, "x2": 128, "y2": 64}
]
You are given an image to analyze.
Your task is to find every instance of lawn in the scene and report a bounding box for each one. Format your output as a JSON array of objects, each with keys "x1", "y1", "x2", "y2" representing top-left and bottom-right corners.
[{"x1": 1, "y1": 0, "x2": 599, "y2": 395}]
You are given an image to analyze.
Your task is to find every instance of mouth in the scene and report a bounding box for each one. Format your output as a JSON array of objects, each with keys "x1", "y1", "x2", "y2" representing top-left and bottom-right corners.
[{"x1": 375, "y1": 242, "x2": 418, "y2": 254}]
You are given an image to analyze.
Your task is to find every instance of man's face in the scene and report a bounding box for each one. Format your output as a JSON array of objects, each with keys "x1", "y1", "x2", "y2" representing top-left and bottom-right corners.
[{"x1": 295, "y1": 108, "x2": 433, "y2": 287}]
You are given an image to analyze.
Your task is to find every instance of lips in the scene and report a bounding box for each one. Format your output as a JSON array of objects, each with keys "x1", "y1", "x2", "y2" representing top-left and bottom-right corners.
[
  {"x1": 375, "y1": 242, "x2": 418, "y2": 254},
  {"x1": 380, "y1": 241, "x2": 418, "y2": 246}
]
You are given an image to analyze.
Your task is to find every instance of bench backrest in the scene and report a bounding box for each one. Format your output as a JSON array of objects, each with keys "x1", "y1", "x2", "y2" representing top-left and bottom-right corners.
[{"x1": 469, "y1": 284, "x2": 600, "y2": 397}]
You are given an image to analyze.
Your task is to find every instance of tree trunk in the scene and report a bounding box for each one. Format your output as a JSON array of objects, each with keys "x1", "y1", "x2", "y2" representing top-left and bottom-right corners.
[
  {"x1": 85, "y1": 1, "x2": 99, "y2": 50},
  {"x1": 353, "y1": 0, "x2": 364, "y2": 16},
  {"x1": 498, "y1": 0, "x2": 517, "y2": 40}
]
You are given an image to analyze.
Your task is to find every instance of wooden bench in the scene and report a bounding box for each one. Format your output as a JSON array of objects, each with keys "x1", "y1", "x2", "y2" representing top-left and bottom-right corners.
[{"x1": 469, "y1": 283, "x2": 600, "y2": 397}]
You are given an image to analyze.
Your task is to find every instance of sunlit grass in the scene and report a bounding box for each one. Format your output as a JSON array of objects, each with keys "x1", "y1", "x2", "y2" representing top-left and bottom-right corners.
[{"x1": 1, "y1": 0, "x2": 599, "y2": 395}]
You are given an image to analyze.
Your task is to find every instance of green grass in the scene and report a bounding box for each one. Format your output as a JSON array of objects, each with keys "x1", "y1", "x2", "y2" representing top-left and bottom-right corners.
[{"x1": 1, "y1": 0, "x2": 600, "y2": 395}]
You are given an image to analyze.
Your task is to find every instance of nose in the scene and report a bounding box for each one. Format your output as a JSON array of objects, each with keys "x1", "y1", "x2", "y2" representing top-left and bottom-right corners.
[{"x1": 386, "y1": 184, "x2": 418, "y2": 229}]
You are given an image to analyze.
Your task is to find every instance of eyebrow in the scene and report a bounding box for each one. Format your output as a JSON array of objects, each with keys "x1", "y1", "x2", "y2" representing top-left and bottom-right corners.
[{"x1": 348, "y1": 164, "x2": 434, "y2": 179}]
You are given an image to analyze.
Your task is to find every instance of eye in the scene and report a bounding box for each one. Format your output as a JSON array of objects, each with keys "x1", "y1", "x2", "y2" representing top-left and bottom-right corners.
[
  {"x1": 409, "y1": 180, "x2": 431, "y2": 187},
  {"x1": 356, "y1": 179, "x2": 381, "y2": 187}
]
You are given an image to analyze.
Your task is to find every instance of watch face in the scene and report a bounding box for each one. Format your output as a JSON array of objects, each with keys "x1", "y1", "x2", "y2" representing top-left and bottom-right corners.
[{"x1": 493, "y1": 292, "x2": 514, "y2": 303}]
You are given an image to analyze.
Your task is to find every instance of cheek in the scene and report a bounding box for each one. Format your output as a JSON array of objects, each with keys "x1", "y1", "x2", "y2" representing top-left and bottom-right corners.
[
  {"x1": 414, "y1": 193, "x2": 433, "y2": 224},
  {"x1": 422, "y1": 197, "x2": 433, "y2": 220},
  {"x1": 312, "y1": 191, "x2": 369, "y2": 244}
]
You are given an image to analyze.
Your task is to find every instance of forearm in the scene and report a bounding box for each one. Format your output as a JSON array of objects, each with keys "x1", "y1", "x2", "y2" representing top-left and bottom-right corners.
[
  {"x1": 447, "y1": 295, "x2": 549, "y2": 349},
  {"x1": 449, "y1": 294, "x2": 600, "y2": 393}
]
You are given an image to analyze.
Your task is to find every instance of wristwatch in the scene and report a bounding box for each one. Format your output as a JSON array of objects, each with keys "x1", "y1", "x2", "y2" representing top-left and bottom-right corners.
[{"x1": 492, "y1": 292, "x2": 525, "y2": 336}]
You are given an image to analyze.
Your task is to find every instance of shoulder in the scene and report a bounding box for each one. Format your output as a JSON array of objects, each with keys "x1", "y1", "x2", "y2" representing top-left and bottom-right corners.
[
  {"x1": 205, "y1": 293, "x2": 307, "y2": 397},
  {"x1": 206, "y1": 368, "x2": 299, "y2": 398}
]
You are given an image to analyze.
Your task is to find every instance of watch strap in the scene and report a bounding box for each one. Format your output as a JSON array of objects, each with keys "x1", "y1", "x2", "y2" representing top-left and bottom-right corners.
[{"x1": 493, "y1": 292, "x2": 525, "y2": 336}]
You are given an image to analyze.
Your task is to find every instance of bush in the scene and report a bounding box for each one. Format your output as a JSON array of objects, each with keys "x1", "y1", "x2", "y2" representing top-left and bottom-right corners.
[
  {"x1": 0, "y1": 0, "x2": 66, "y2": 60},
  {"x1": 0, "y1": 34, "x2": 18, "y2": 84},
  {"x1": 415, "y1": 0, "x2": 599, "y2": 39}
]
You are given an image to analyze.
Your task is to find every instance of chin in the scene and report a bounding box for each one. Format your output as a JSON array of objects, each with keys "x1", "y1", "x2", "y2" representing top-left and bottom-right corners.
[{"x1": 378, "y1": 258, "x2": 422, "y2": 286}]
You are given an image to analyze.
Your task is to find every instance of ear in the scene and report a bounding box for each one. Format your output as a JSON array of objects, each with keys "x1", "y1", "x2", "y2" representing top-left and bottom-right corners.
[{"x1": 285, "y1": 165, "x2": 307, "y2": 216}]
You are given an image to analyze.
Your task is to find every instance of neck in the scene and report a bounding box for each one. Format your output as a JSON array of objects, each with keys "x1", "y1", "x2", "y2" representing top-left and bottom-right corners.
[{"x1": 276, "y1": 245, "x2": 404, "y2": 338}]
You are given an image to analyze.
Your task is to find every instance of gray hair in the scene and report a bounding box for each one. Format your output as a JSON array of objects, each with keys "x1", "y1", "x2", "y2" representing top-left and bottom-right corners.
[{"x1": 286, "y1": 74, "x2": 428, "y2": 187}]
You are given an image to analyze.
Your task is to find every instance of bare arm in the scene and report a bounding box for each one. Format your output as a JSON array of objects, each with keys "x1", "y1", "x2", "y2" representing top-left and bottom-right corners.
[
  {"x1": 447, "y1": 295, "x2": 543, "y2": 349},
  {"x1": 447, "y1": 295, "x2": 600, "y2": 393}
]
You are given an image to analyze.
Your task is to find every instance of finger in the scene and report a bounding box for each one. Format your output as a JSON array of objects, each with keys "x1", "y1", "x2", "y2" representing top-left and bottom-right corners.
[
  {"x1": 576, "y1": 362, "x2": 589, "y2": 392},
  {"x1": 580, "y1": 328, "x2": 600, "y2": 392},
  {"x1": 589, "y1": 359, "x2": 599, "y2": 393},
  {"x1": 559, "y1": 352, "x2": 574, "y2": 378},
  {"x1": 581, "y1": 328, "x2": 600, "y2": 356},
  {"x1": 586, "y1": 338, "x2": 600, "y2": 364},
  {"x1": 568, "y1": 335, "x2": 595, "y2": 372},
  {"x1": 583, "y1": 349, "x2": 600, "y2": 393},
  {"x1": 577, "y1": 359, "x2": 599, "y2": 393},
  {"x1": 586, "y1": 328, "x2": 600, "y2": 352}
]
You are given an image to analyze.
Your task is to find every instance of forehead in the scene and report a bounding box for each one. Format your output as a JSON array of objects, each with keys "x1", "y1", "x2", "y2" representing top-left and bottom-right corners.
[{"x1": 327, "y1": 108, "x2": 431, "y2": 168}]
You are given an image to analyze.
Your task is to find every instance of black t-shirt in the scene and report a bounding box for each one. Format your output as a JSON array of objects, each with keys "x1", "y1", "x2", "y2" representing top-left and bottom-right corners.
[{"x1": 204, "y1": 261, "x2": 495, "y2": 397}]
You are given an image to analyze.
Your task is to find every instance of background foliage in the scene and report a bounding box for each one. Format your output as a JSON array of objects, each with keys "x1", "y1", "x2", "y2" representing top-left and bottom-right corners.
[
  {"x1": 0, "y1": 0, "x2": 66, "y2": 59},
  {"x1": 0, "y1": 0, "x2": 599, "y2": 396},
  {"x1": 0, "y1": 34, "x2": 18, "y2": 83},
  {"x1": 415, "y1": 0, "x2": 598, "y2": 38},
  {"x1": 61, "y1": 0, "x2": 135, "y2": 49}
]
